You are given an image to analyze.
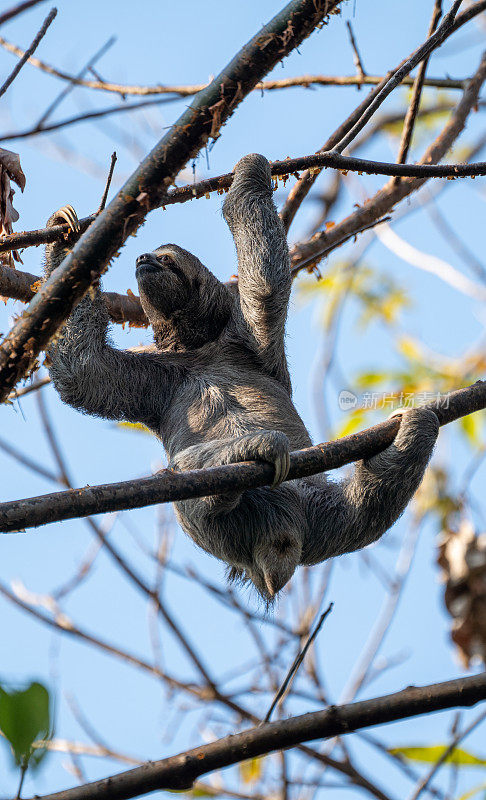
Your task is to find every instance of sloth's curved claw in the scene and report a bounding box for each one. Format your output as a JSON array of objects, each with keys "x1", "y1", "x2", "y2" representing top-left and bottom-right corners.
[
  {"x1": 47, "y1": 204, "x2": 80, "y2": 234},
  {"x1": 270, "y1": 448, "x2": 291, "y2": 489}
]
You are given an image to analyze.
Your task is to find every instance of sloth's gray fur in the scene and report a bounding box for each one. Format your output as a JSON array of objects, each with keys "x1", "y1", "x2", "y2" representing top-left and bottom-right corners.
[{"x1": 44, "y1": 154, "x2": 439, "y2": 601}]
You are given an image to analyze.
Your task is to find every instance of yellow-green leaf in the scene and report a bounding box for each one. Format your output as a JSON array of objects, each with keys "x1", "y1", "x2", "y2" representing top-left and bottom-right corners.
[
  {"x1": 459, "y1": 413, "x2": 484, "y2": 449},
  {"x1": 457, "y1": 781, "x2": 486, "y2": 800},
  {"x1": 389, "y1": 745, "x2": 486, "y2": 767},
  {"x1": 239, "y1": 756, "x2": 264, "y2": 784},
  {"x1": 117, "y1": 421, "x2": 151, "y2": 434}
]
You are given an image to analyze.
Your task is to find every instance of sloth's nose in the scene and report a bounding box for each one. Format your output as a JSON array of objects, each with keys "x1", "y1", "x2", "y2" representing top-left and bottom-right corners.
[{"x1": 136, "y1": 253, "x2": 154, "y2": 266}]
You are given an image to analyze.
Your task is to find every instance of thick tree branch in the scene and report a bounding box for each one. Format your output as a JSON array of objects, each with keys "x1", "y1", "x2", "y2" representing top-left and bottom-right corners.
[
  {"x1": 28, "y1": 673, "x2": 486, "y2": 800},
  {"x1": 0, "y1": 381, "x2": 483, "y2": 533},
  {"x1": 0, "y1": 0, "x2": 341, "y2": 402},
  {"x1": 0, "y1": 263, "x2": 148, "y2": 325}
]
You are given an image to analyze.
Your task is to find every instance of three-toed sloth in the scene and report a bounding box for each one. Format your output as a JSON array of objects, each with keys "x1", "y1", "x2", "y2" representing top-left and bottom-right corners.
[{"x1": 44, "y1": 154, "x2": 438, "y2": 601}]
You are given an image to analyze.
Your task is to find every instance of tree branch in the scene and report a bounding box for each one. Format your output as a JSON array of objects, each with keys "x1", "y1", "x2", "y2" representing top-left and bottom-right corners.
[
  {"x1": 0, "y1": 0, "x2": 341, "y2": 402},
  {"x1": 0, "y1": 6, "x2": 56, "y2": 100},
  {"x1": 0, "y1": 0, "x2": 48, "y2": 27},
  {"x1": 290, "y1": 49, "x2": 486, "y2": 274},
  {"x1": 3, "y1": 0, "x2": 486, "y2": 99},
  {"x1": 28, "y1": 673, "x2": 486, "y2": 800},
  {"x1": 2, "y1": 142, "x2": 486, "y2": 256},
  {"x1": 0, "y1": 381, "x2": 484, "y2": 533},
  {"x1": 0, "y1": 262, "x2": 148, "y2": 325}
]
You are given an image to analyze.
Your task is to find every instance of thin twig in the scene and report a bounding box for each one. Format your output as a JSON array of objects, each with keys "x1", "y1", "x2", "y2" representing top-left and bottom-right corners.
[
  {"x1": 0, "y1": 96, "x2": 177, "y2": 143},
  {"x1": 393, "y1": 0, "x2": 443, "y2": 184},
  {"x1": 35, "y1": 36, "x2": 116, "y2": 128},
  {"x1": 15, "y1": 763, "x2": 27, "y2": 800},
  {"x1": 332, "y1": 1, "x2": 463, "y2": 154},
  {"x1": 0, "y1": 0, "x2": 47, "y2": 26},
  {"x1": 98, "y1": 152, "x2": 117, "y2": 212},
  {"x1": 8, "y1": 375, "x2": 51, "y2": 400},
  {"x1": 346, "y1": 21, "x2": 366, "y2": 85},
  {"x1": 263, "y1": 603, "x2": 333, "y2": 724},
  {"x1": 0, "y1": 7, "x2": 56, "y2": 99},
  {"x1": 290, "y1": 50, "x2": 486, "y2": 275}
]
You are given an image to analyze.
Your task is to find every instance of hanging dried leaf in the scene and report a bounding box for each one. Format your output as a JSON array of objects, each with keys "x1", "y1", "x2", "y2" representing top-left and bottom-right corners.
[
  {"x1": 437, "y1": 519, "x2": 486, "y2": 667},
  {"x1": 0, "y1": 147, "x2": 26, "y2": 270}
]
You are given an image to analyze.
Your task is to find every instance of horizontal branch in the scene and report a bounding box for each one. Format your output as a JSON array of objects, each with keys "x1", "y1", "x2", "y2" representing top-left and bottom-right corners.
[
  {"x1": 0, "y1": 37, "x2": 470, "y2": 96},
  {"x1": 0, "y1": 381, "x2": 484, "y2": 533},
  {"x1": 0, "y1": 262, "x2": 148, "y2": 326},
  {"x1": 2, "y1": 142, "x2": 486, "y2": 255},
  {"x1": 31, "y1": 672, "x2": 486, "y2": 800}
]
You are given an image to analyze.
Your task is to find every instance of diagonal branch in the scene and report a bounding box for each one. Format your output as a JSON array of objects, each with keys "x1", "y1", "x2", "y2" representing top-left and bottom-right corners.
[
  {"x1": 0, "y1": 6, "x2": 56, "y2": 99},
  {"x1": 290, "y1": 49, "x2": 486, "y2": 273},
  {"x1": 393, "y1": 0, "x2": 443, "y2": 176},
  {"x1": 28, "y1": 673, "x2": 486, "y2": 800},
  {"x1": 0, "y1": 0, "x2": 342, "y2": 402},
  {"x1": 0, "y1": 0, "x2": 48, "y2": 25},
  {"x1": 0, "y1": 381, "x2": 484, "y2": 533},
  {"x1": 280, "y1": 0, "x2": 474, "y2": 230}
]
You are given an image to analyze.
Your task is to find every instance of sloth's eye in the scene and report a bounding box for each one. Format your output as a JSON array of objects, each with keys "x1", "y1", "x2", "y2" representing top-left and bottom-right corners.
[{"x1": 157, "y1": 254, "x2": 174, "y2": 266}]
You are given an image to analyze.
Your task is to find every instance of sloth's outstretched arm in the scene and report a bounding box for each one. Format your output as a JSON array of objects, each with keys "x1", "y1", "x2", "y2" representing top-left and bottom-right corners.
[
  {"x1": 223, "y1": 154, "x2": 291, "y2": 391},
  {"x1": 302, "y1": 408, "x2": 439, "y2": 563},
  {"x1": 44, "y1": 207, "x2": 177, "y2": 425}
]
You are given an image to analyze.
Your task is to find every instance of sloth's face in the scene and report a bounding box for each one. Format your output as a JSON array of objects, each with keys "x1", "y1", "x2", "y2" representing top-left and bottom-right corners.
[
  {"x1": 135, "y1": 244, "x2": 232, "y2": 350},
  {"x1": 135, "y1": 245, "x2": 199, "y2": 318}
]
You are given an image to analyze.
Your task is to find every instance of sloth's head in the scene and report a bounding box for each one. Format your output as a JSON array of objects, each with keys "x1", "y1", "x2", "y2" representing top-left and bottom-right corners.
[{"x1": 135, "y1": 244, "x2": 232, "y2": 351}]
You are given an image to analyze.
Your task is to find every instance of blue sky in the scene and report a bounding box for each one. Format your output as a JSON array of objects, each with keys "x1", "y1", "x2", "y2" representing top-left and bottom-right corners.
[{"x1": 0, "y1": 1, "x2": 485, "y2": 798}]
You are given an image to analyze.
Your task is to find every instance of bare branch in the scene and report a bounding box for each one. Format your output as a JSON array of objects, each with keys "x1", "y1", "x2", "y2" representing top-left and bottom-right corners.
[
  {"x1": 98, "y1": 151, "x2": 117, "y2": 212},
  {"x1": 331, "y1": 0, "x2": 464, "y2": 155},
  {"x1": 290, "y1": 50, "x2": 486, "y2": 274},
  {"x1": 0, "y1": 7, "x2": 56, "y2": 99},
  {"x1": 408, "y1": 707, "x2": 486, "y2": 800},
  {"x1": 394, "y1": 0, "x2": 443, "y2": 175},
  {"x1": 4, "y1": 0, "x2": 486, "y2": 100},
  {"x1": 34, "y1": 36, "x2": 116, "y2": 129},
  {"x1": 345, "y1": 21, "x2": 366, "y2": 85},
  {"x1": 0, "y1": 0, "x2": 48, "y2": 26},
  {"x1": 28, "y1": 673, "x2": 486, "y2": 800},
  {"x1": 0, "y1": 262, "x2": 148, "y2": 325},
  {"x1": 2, "y1": 141, "x2": 486, "y2": 256},
  {"x1": 0, "y1": 381, "x2": 483, "y2": 532},
  {"x1": 263, "y1": 603, "x2": 333, "y2": 724}
]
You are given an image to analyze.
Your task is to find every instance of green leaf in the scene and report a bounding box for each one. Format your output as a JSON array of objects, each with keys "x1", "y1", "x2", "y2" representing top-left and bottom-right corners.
[
  {"x1": 389, "y1": 745, "x2": 486, "y2": 767},
  {"x1": 0, "y1": 682, "x2": 52, "y2": 769}
]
